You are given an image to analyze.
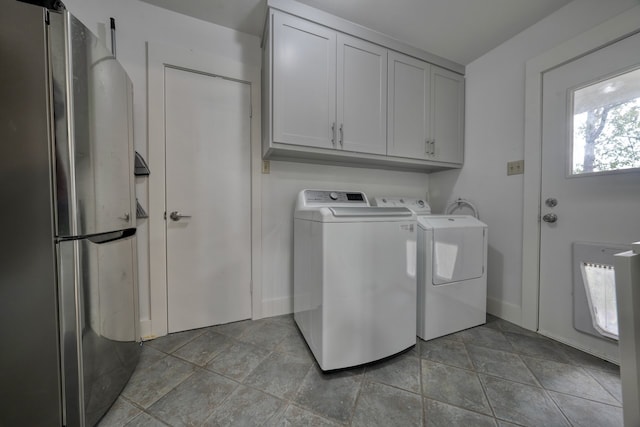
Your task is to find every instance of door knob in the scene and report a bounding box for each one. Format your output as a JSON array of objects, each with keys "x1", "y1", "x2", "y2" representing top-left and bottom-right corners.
[
  {"x1": 169, "y1": 211, "x2": 191, "y2": 221},
  {"x1": 542, "y1": 213, "x2": 558, "y2": 223}
]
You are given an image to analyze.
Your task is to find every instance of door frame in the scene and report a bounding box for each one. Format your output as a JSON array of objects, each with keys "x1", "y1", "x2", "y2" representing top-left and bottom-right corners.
[
  {"x1": 147, "y1": 42, "x2": 262, "y2": 338},
  {"x1": 522, "y1": 7, "x2": 640, "y2": 331}
]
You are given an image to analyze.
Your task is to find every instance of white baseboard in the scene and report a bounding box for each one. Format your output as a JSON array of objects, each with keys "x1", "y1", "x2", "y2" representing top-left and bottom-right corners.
[
  {"x1": 139, "y1": 319, "x2": 154, "y2": 340},
  {"x1": 260, "y1": 296, "x2": 293, "y2": 319},
  {"x1": 487, "y1": 297, "x2": 523, "y2": 328}
]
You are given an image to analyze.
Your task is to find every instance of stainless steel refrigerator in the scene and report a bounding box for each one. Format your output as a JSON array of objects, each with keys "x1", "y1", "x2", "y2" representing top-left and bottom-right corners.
[{"x1": 0, "y1": 1, "x2": 141, "y2": 426}]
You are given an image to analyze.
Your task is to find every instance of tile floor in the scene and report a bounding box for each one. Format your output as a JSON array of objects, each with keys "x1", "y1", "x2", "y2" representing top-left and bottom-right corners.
[{"x1": 98, "y1": 315, "x2": 623, "y2": 426}]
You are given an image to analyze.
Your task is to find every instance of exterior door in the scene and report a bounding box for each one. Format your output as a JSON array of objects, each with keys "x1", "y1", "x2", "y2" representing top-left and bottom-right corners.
[
  {"x1": 539, "y1": 32, "x2": 640, "y2": 361},
  {"x1": 164, "y1": 66, "x2": 252, "y2": 333}
]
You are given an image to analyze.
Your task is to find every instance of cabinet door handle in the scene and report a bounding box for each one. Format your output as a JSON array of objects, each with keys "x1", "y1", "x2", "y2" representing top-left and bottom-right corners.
[
  {"x1": 425, "y1": 139, "x2": 429, "y2": 155},
  {"x1": 339, "y1": 124, "x2": 344, "y2": 146},
  {"x1": 431, "y1": 140, "x2": 436, "y2": 155},
  {"x1": 331, "y1": 123, "x2": 336, "y2": 145}
]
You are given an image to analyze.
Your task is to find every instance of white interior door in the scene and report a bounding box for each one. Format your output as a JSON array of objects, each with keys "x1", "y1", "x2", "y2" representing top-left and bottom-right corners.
[
  {"x1": 165, "y1": 66, "x2": 252, "y2": 333},
  {"x1": 539, "y1": 32, "x2": 640, "y2": 361}
]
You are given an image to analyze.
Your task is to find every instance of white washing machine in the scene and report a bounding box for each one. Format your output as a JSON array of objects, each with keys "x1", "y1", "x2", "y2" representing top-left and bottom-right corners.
[
  {"x1": 294, "y1": 190, "x2": 417, "y2": 371},
  {"x1": 373, "y1": 197, "x2": 488, "y2": 341}
]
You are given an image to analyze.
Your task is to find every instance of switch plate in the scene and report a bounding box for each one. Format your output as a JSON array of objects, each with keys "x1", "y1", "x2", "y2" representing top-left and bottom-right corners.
[
  {"x1": 507, "y1": 160, "x2": 524, "y2": 176},
  {"x1": 262, "y1": 160, "x2": 270, "y2": 174}
]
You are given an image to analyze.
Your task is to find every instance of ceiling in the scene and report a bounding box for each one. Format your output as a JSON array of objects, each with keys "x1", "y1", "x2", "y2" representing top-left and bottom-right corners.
[{"x1": 139, "y1": 0, "x2": 574, "y2": 65}]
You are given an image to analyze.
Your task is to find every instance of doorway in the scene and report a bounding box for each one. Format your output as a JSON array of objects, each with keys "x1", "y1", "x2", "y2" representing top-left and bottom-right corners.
[
  {"x1": 164, "y1": 67, "x2": 251, "y2": 333},
  {"x1": 522, "y1": 8, "x2": 640, "y2": 347},
  {"x1": 538, "y1": 31, "x2": 640, "y2": 360},
  {"x1": 147, "y1": 43, "x2": 262, "y2": 338}
]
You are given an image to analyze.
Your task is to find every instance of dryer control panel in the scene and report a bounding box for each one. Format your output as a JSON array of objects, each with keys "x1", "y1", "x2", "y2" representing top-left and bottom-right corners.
[{"x1": 372, "y1": 196, "x2": 431, "y2": 214}]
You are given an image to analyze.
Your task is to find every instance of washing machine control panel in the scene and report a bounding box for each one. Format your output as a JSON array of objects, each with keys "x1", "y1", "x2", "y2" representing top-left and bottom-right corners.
[
  {"x1": 303, "y1": 190, "x2": 369, "y2": 206},
  {"x1": 372, "y1": 196, "x2": 431, "y2": 214}
]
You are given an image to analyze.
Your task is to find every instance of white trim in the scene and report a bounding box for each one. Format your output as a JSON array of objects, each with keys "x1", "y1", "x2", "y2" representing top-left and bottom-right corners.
[
  {"x1": 147, "y1": 42, "x2": 262, "y2": 338},
  {"x1": 139, "y1": 319, "x2": 153, "y2": 340},
  {"x1": 522, "y1": 6, "x2": 640, "y2": 331},
  {"x1": 261, "y1": 296, "x2": 293, "y2": 318},
  {"x1": 486, "y1": 297, "x2": 521, "y2": 326},
  {"x1": 537, "y1": 330, "x2": 618, "y2": 364}
]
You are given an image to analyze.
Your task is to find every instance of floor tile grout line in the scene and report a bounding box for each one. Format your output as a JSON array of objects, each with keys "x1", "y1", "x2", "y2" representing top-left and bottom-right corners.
[
  {"x1": 421, "y1": 392, "x2": 502, "y2": 423},
  {"x1": 514, "y1": 353, "x2": 543, "y2": 388},
  {"x1": 581, "y1": 365, "x2": 622, "y2": 405},
  {"x1": 469, "y1": 343, "x2": 497, "y2": 419},
  {"x1": 145, "y1": 327, "x2": 208, "y2": 355},
  {"x1": 286, "y1": 363, "x2": 354, "y2": 425},
  {"x1": 139, "y1": 368, "x2": 234, "y2": 423},
  {"x1": 546, "y1": 388, "x2": 624, "y2": 409},
  {"x1": 545, "y1": 387, "x2": 577, "y2": 426},
  {"x1": 420, "y1": 350, "x2": 547, "y2": 391},
  {"x1": 419, "y1": 345, "x2": 426, "y2": 427},
  {"x1": 364, "y1": 374, "x2": 423, "y2": 398},
  {"x1": 345, "y1": 368, "x2": 366, "y2": 426},
  {"x1": 111, "y1": 316, "x2": 622, "y2": 427},
  {"x1": 519, "y1": 353, "x2": 622, "y2": 405}
]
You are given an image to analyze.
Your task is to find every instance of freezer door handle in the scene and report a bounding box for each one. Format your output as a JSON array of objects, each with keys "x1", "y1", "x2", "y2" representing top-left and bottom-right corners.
[{"x1": 87, "y1": 228, "x2": 136, "y2": 244}]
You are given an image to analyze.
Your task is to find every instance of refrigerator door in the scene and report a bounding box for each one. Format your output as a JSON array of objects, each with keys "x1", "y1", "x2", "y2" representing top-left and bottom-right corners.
[
  {"x1": 58, "y1": 231, "x2": 140, "y2": 427},
  {"x1": 50, "y1": 11, "x2": 135, "y2": 238},
  {"x1": 0, "y1": 2, "x2": 62, "y2": 426}
]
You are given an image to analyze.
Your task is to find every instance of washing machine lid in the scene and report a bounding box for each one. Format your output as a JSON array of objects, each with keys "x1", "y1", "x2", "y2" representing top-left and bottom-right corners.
[
  {"x1": 295, "y1": 206, "x2": 414, "y2": 222},
  {"x1": 421, "y1": 216, "x2": 486, "y2": 285},
  {"x1": 329, "y1": 207, "x2": 412, "y2": 217}
]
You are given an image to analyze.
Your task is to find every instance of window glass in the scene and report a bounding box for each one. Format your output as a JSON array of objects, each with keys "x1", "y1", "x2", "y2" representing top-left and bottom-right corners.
[{"x1": 572, "y1": 68, "x2": 640, "y2": 175}]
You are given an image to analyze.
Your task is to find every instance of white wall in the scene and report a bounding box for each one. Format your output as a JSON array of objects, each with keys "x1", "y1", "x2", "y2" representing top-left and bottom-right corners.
[
  {"x1": 60, "y1": 0, "x2": 430, "y2": 328},
  {"x1": 428, "y1": 0, "x2": 638, "y2": 324},
  {"x1": 261, "y1": 161, "x2": 429, "y2": 317},
  {"x1": 62, "y1": 0, "x2": 261, "y2": 331}
]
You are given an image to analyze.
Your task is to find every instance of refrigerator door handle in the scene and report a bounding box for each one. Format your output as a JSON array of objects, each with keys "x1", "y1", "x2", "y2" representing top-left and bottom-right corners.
[{"x1": 87, "y1": 228, "x2": 136, "y2": 244}]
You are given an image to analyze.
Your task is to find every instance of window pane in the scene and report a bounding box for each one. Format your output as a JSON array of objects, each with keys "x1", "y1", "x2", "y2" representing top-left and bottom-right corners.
[
  {"x1": 581, "y1": 262, "x2": 618, "y2": 339},
  {"x1": 572, "y1": 68, "x2": 640, "y2": 175}
]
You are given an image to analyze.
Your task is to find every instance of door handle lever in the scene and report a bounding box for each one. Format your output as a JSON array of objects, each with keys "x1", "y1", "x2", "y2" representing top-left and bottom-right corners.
[{"x1": 169, "y1": 211, "x2": 192, "y2": 222}]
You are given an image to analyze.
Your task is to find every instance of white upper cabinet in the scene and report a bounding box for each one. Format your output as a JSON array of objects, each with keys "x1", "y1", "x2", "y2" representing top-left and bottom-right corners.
[
  {"x1": 271, "y1": 14, "x2": 387, "y2": 156},
  {"x1": 263, "y1": 6, "x2": 465, "y2": 172},
  {"x1": 431, "y1": 66, "x2": 464, "y2": 164},
  {"x1": 337, "y1": 34, "x2": 387, "y2": 155},
  {"x1": 272, "y1": 12, "x2": 336, "y2": 149},
  {"x1": 387, "y1": 52, "x2": 431, "y2": 159},
  {"x1": 388, "y1": 53, "x2": 464, "y2": 164}
]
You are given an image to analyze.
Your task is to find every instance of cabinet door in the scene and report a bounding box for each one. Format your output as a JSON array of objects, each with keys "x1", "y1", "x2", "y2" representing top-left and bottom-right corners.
[
  {"x1": 337, "y1": 34, "x2": 387, "y2": 155},
  {"x1": 431, "y1": 66, "x2": 464, "y2": 164},
  {"x1": 272, "y1": 13, "x2": 336, "y2": 149},
  {"x1": 387, "y1": 52, "x2": 431, "y2": 159}
]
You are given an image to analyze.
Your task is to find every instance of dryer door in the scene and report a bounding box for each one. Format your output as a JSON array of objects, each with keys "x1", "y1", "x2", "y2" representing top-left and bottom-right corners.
[{"x1": 429, "y1": 217, "x2": 485, "y2": 285}]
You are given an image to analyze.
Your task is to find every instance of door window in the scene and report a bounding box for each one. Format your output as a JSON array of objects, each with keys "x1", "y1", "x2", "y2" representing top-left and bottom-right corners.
[{"x1": 571, "y1": 67, "x2": 640, "y2": 175}]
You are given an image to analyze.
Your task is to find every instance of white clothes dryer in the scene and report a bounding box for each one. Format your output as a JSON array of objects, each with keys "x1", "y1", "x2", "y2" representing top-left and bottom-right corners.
[
  {"x1": 294, "y1": 190, "x2": 417, "y2": 371},
  {"x1": 373, "y1": 197, "x2": 488, "y2": 341}
]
